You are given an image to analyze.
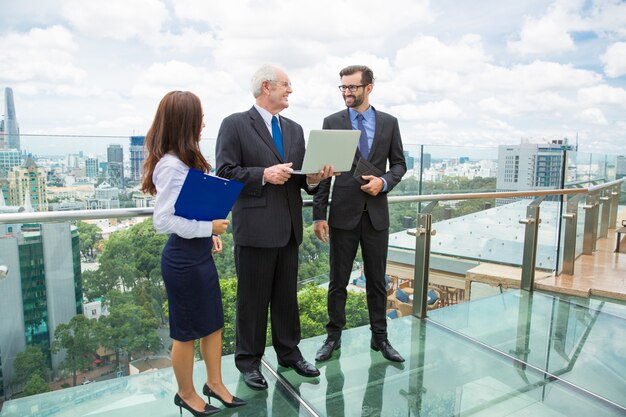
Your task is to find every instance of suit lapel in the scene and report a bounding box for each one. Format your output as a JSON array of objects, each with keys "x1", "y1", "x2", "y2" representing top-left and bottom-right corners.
[{"x1": 248, "y1": 106, "x2": 283, "y2": 161}]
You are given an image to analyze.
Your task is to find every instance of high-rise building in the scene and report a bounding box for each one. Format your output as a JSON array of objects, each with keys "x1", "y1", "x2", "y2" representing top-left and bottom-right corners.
[
  {"x1": 1, "y1": 87, "x2": 20, "y2": 151},
  {"x1": 496, "y1": 139, "x2": 574, "y2": 203},
  {"x1": 107, "y1": 144, "x2": 124, "y2": 189},
  {"x1": 617, "y1": 155, "x2": 626, "y2": 180},
  {"x1": 129, "y1": 136, "x2": 145, "y2": 181},
  {"x1": 403, "y1": 150, "x2": 415, "y2": 170},
  {"x1": 0, "y1": 223, "x2": 82, "y2": 396},
  {"x1": 422, "y1": 152, "x2": 432, "y2": 169},
  {"x1": 0, "y1": 149, "x2": 22, "y2": 179},
  {"x1": 8, "y1": 156, "x2": 48, "y2": 212},
  {"x1": 85, "y1": 157, "x2": 99, "y2": 178}
]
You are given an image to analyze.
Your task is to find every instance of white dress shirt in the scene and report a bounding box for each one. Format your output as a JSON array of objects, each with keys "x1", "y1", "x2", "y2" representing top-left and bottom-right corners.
[{"x1": 152, "y1": 153, "x2": 214, "y2": 239}]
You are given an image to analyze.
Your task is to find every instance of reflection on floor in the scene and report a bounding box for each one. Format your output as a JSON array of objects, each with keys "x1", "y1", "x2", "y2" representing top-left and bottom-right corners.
[{"x1": 3, "y1": 290, "x2": 625, "y2": 417}]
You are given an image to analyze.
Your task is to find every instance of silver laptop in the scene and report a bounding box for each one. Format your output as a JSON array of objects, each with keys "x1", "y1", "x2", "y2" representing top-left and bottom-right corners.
[{"x1": 292, "y1": 129, "x2": 360, "y2": 174}]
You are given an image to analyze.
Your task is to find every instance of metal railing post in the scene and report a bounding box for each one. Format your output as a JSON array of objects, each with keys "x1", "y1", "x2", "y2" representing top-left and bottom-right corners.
[
  {"x1": 413, "y1": 201, "x2": 438, "y2": 319},
  {"x1": 582, "y1": 192, "x2": 599, "y2": 255},
  {"x1": 520, "y1": 196, "x2": 546, "y2": 291},
  {"x1": 599, "y1": 189, "x2": 611, "y2": 238},
  {"x1": 561, "y1": 195, "x2": 583, "y2": 275},
  {"x1": 609, "y1": 184, "x2": 620, "y2": 228}
]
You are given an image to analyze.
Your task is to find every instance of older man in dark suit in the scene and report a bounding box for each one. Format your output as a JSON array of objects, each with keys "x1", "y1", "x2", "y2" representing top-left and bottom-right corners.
[
  {"x1": 313, "y1": 65, "x2": 407, "y2": 363},
  {"x1": 216, "y1": 65, "x2": 333, "y2": 390}
]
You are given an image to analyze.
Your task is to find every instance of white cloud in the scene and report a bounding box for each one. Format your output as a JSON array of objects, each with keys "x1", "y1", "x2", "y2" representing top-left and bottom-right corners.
[
  {"x1": 0, "y1": 26, "x2": 84, "y2": 83},
  {"x1": 508, "y1": 13, "x2": 575, "y2": 55},
  {"x1": 477, "y1": 61, "x2": 601, "y2": 92},
  {"x1": 60, "y1": 0, "x2": 168, "y2": 41},
  {"x1": 601, "y1": 42, "x2": 626, "y2": 78},
  {"x1": 578, "y1": 84, "x2": 626, "y2": 107},
  {"x1": 389, "y1": 100, "x2": 466, "y2": 121},
  {"x1": 173, "y1": 0, "x2": 432, "y2": 40},
  {"x1": 577, "y1": 108, "x2": 608, "y2": 124}
]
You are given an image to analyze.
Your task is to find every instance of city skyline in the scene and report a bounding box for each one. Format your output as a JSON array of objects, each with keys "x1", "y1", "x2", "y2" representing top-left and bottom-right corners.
[{"x1": 0, "y1": 1, "x2": 625, "y2": 156}]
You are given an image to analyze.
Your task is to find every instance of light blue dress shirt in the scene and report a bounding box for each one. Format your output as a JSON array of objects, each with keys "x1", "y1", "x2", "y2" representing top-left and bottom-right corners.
[{"x1": 348, "y1": 107, "x2": 388, "y2": 191}]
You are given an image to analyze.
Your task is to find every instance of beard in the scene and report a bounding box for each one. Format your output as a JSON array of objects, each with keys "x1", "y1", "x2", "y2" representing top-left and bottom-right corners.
[{"x1": 343, "y1": 93, "x2": 364, "y2": 108}]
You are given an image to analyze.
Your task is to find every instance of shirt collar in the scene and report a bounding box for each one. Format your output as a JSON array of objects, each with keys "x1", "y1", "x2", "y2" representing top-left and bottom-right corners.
[
  {"x1": 348, "y1": 106, "x2": 374, "y2": 122},
  {"x1": 254, "y1": 104, "x2": 278, "y2": 126}
]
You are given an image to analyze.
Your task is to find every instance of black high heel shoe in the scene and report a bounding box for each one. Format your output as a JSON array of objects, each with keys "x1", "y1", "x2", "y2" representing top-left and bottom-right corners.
[
  {"x1": 174, "y1": 393, "x2": 220, "y2": 416},
  {"x1": 203, "y1": 384, "x2": 247, "y2": 408}
]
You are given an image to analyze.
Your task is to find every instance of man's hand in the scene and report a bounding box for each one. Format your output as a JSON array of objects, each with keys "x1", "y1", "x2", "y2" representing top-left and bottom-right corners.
[
  {"x1": 360, "y1": 175, "x2": 384, "y2": 196},
  {"x1": 314, "y1": 220, "x2": 330, "y2": 243},
  {"x1": 212, "y1": 235, "x2": 223, "y2": 254},
  {"x1": 212, "y1": 219, "x2": 230, "y2": 235},
  {"x1": 306, "y1": 164, "x2": 340, "y2": 186},
  {"x1": 264, "y1": 162, "x2": 293, "y2": 185}
]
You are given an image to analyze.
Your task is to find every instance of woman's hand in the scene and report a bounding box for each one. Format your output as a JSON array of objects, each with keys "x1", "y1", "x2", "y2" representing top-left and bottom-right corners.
[
  {"x1": 212, "y1": 219, "x2": 230, "y2": 235},
  {"x1": 212, "y1": 235, "x2": 223, "y2": 254}
]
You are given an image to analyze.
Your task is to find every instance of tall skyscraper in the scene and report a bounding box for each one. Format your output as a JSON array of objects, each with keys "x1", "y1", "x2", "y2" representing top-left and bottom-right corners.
[
  {"x1": 129, "y1": 136, "x2": 145, "y2": 181},
  {"x1": 85, "y1": 157, "x2": 99, "y2": 178},
  {"x1": 106, "y1": 144, "x2": 124, "y2": 189},
  {"x1": 1, "y1": 87, "x2": 21, "y2": 151},
  {"x1": 0, "y1": 223, "x2": 82, "y2": 396},
  {"x1": 8, "y1": 157, "x2": 48, "y2": 212}
]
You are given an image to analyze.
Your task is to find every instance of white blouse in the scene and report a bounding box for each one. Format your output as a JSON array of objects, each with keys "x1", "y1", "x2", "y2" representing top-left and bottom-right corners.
[{"x1": 152, "y1": 153, "x2": 214, "y2": 239}]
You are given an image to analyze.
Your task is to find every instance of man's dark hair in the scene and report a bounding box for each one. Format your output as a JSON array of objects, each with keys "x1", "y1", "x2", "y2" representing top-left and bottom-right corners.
[{"x1": 339, "y1": 65, "x2": 375, "y2": 85}]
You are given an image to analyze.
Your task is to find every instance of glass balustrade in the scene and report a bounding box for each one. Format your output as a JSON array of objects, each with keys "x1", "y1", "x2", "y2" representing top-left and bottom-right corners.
[{"x1": 1, "y1": 135, "x2": 625, "y2": 416}]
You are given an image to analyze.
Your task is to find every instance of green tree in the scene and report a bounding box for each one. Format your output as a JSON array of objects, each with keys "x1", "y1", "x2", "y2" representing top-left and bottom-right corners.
[
  {"x1": 76, "y1": 221, "x2": 103, "y2": 260},
  {"x1": 220, "y1": 278, "x2": 238, "y2": 355},
  {"x1": 51, "y1": 315, "x2": 99, "y2": 387},
  {"x1": 297, "y1": 284, "x2": 369, "y2": 340},
  {"x1": 298, "y1": 225, "x2": 331, "y2": 281},
  {"x1": 97, "y1": 301, "x2": 161, "y2": 373},
  {"x1": 81, "y1": 269, "x2": 118, "y2": 302},
  {"x1": 13, "y1": 346, "x2": 49, "y2": 386},
  {"x1": 21, "y1": 374, "x2": 50, "y2": 397},
  {"x1": 213, "y1": 232, "x2": 236, "y2": 279}
]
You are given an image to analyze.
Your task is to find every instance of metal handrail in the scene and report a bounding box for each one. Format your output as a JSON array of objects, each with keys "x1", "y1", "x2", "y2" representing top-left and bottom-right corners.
[{"x1": 2, "y1": 184, "x2": 618, "y2": 225}]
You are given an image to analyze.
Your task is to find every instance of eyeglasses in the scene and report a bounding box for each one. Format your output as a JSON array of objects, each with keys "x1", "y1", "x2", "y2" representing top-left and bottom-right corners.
[
  {"x1": 269, "y1": 80, "x2": 292, "y2": 89},
  {"x1": 338, "y1": 84, "x2": 367, "y2": 92}
]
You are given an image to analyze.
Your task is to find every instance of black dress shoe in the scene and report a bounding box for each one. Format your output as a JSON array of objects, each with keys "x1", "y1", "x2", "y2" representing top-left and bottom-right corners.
[
  {"x1": 279, "y1": 359, "x2": 320, "y2": 377},
  {"x1": 242, "y1": 369, "x2": 268, "y2": 390},
  {"x1": 203, "y1": 384, "x2": 247, "y2": 408},
  {"x1": 371, "y1": 339, "x2": 405, "y2": 362},
  {"x1": 315, "y1": 338, "x2": 341, "y2": 361},
  {"x1": 174, "y1": 393, "x2": 220, "y2": 416}
]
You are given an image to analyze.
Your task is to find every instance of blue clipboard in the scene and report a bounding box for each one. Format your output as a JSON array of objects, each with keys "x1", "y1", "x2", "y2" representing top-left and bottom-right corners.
[{"x1": 174, "y1": 169, "x2": 244, "y2": 221}]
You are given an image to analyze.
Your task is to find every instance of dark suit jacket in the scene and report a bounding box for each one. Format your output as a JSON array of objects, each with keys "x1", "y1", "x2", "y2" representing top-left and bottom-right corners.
[
  {"x1": 313, "y1": 107, "x2": 406, "y2": 231},
  {"x1": 216, "y1": 106, "x2": 315, "y2": 248}
]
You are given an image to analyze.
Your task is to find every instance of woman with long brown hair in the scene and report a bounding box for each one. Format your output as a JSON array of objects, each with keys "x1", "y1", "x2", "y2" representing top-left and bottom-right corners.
[{"x1": 142, "y1": 91, "x2": 246, "y2": 416}]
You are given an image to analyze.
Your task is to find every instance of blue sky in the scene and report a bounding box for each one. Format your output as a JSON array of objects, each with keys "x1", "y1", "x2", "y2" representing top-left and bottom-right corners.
[{"x1": 0, "y1": 0, "x2": 625, "y2": 156}]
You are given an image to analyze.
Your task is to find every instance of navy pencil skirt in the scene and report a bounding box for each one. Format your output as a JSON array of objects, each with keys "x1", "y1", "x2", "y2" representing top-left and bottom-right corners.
[{"x1": 161, "y1": 234, "x2": 224, "y2": 342}]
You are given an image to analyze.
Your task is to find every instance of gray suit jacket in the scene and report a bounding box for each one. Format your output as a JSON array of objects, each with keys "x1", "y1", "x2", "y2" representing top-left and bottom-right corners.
[
  {"x1": 313, "y1": 107, "x2": 406, "y2": 231},
  {"x1": 216, "y1": 106, "x2": 315, "y2": 248}
]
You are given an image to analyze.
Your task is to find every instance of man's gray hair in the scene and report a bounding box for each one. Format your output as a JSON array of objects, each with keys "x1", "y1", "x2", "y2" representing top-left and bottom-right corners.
[{"x1": 251, "y1": 64, "x2": 280, "y2": 98}]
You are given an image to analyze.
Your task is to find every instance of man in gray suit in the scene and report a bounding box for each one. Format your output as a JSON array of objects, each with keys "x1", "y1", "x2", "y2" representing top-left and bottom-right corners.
[
  {"x1": 313, "y1": 65, "x2": 407, "y2": 363},
  {"x1": 216, "y1": 65, "x2": 333, "y2": 390}
]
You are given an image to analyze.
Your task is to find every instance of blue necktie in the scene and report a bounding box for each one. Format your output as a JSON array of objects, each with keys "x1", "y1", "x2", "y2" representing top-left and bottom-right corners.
[
  {"x1": 357, "y1": 113, "x2": 369, "y2": 159},
  {"x1": 271, "y1": 115, "x2": 284, "y2": 159}
]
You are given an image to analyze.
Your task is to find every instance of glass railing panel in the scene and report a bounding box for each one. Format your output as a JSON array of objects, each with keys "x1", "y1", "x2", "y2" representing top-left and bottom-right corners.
[
  {"x1": 264, "y1": 314, "x2": 621, "y2": 416},
  {"x1": 0, "y1": 354, "x2": 307, "y2": 417},
  {"x1": 428, "y1": 290, "x2": 626, "y2": 408}
]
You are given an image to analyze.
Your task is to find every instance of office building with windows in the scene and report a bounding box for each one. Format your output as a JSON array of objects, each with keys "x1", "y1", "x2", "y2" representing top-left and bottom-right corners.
[
  {"x1": 7, "y1": 157, "x2": 48, "y2": 212},
  {"x1": 129, "y1": 136, "x2": 145, "y2": 181},
  {"x1": 0, "y1": 223, "x2": 82, "y2": 397},
  {"x1": 106, "y1": 144, "x2": 124, "y2": 189}
]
